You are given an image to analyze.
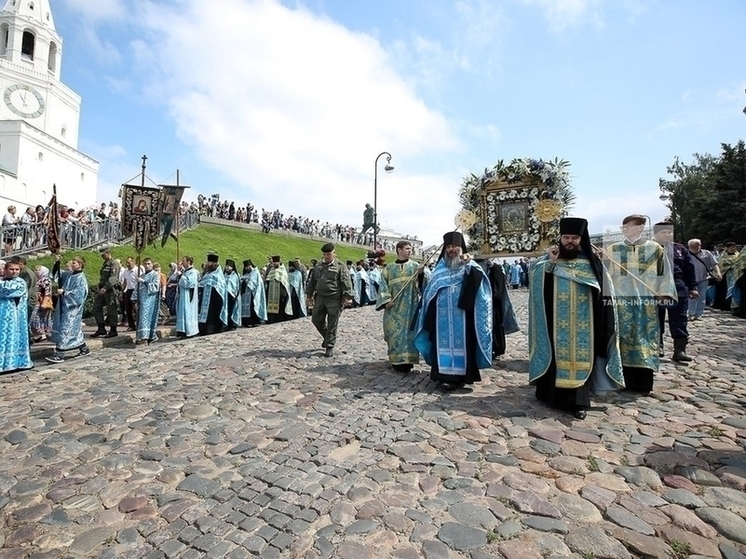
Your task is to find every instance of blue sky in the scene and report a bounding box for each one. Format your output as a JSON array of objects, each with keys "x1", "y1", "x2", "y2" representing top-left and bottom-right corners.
[{"x1": 53, "y1": 0, "x2": 746, "y2": 247}]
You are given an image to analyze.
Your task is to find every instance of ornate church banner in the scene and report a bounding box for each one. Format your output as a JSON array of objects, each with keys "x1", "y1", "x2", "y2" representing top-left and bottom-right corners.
[
  {"x1": 121, "y1": 184, "x2": 162, "y2": 252},
  {"x1": 459, "y1": 158, "x2": 574, "y2": 257}
]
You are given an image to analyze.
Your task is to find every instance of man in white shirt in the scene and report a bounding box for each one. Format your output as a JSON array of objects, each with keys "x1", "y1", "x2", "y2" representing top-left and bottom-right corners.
[{"x1": 120, "y1": 257, "x2": 141, "y2": 331}]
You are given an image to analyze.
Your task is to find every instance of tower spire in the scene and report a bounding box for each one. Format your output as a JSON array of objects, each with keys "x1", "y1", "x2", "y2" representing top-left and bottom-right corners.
[{"x1": 1, "y1": 0, "x2": 55, "y2": 30}]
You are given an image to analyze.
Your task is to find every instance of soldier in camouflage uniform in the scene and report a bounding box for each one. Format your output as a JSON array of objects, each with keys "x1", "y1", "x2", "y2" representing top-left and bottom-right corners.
[
  {"x1": 306, "y1": 243, "x2": 353, "y2": 357},
  {"x1": 92, "y1": 247, "x2": 122, "y2": 338}
]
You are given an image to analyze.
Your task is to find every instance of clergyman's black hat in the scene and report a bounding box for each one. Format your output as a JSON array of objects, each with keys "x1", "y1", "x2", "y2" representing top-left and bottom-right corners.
[
  {"x1": 206, "y1": 253, "x2": 219, "y2": 263},
  {"x1": 271, "y1": 255, "x2": 281, "y2": 263},
  {"x1": 559, "y1": 217, "x2": 588, "y2": 236},
  {"x1": 225, "y1": 259, "x2": 236, "y2": 269},
  {"x1": 442, "y1": 231, "x2": 467, "y2": 251},
  {"x1": 243, "y1": 259, "x2": 253, "y2": 268}
]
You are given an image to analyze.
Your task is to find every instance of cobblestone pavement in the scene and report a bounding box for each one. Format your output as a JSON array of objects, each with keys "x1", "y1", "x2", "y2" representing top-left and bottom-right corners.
[{"x1": 2, "y1": 291, "x2": 746, "y2": 559}]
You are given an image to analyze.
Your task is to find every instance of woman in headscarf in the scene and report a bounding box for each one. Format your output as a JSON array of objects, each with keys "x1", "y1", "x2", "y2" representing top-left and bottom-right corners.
[{"x1": 31, "y1": 265, "x2": 53, "y2": 342}]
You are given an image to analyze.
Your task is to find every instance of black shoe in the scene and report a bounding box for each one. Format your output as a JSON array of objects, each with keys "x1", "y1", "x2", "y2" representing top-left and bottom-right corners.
[
  {"x1": 324, "y1": 347, "x2": 333, "y2": 357},
  {"x1": 321, "y1": 341, "x2": 327, "y2": 349},
  {"x1": 91, "y1": 330, "x2": 106, "y2": 338},
  {"x1": 573, "y1": 409, "x2": 587, "y2": 420},
  {"x1": 441, "y1": 383, "x2": 464, "y2": 391},
  {"x1": 104, "y1": 331, "x2": 118, "y2": 338}
]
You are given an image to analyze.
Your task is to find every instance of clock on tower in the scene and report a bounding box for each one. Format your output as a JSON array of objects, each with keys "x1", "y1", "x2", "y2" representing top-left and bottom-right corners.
[{"x1": 3, "y1": 84, "x2": 46, "y2": 119}]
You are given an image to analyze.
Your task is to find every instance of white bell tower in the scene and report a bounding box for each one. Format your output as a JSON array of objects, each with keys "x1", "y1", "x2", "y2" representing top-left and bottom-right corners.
[{"x1": 0, "y1": 0, "x2": 98, "y2": 212}]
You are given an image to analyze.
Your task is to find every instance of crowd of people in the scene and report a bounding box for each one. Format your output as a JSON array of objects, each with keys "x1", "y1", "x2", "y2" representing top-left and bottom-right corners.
[
  {"x1": 2, "y1": 214, "x2": 745, "y2": 425},
  {"x1": 197, "y1": 195, "x2": 417, "y2": 254},
  {"x1": 2, "y1": 195, "x2": 418, "y2": 260},
  {"x1": 1, "y1": 202, "x2": 127, "y2": 258}
]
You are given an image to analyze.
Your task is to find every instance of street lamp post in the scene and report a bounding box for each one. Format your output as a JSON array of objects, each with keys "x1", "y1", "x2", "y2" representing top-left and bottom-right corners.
[
  {"x1": 659, "y1": 192, "x2": 684, "y2": 241},
  {"x1": 373, "y1": 151, "x2": 394, "y2": 250}
]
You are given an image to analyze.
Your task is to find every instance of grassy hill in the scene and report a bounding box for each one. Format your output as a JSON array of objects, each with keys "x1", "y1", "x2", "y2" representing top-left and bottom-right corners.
[{"x1": 30, "y1": 223, "x2": 374, "y2": 285}]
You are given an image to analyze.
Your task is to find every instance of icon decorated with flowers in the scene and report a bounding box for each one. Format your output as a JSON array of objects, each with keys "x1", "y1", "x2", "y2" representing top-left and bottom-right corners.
[{"x1": 459, "y1": 157, "x2": 575, "y2": 255}]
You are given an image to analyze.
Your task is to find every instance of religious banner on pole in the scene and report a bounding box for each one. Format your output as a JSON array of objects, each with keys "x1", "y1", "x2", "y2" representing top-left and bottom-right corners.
[
  {"x1": 121, "y1": 184, "x2": 162, "y2": 252},
  {"x1": 46, "y1": 184, "x2": 61, "y2": 254},
  {"x1": 158, "y1": 183, "x2": 188, "y2": 247}
]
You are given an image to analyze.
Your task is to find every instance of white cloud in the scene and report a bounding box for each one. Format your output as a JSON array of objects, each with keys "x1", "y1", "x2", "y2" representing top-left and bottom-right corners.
[{"x1": 102, "y1": 0, "x2": 462, "y2": 245}]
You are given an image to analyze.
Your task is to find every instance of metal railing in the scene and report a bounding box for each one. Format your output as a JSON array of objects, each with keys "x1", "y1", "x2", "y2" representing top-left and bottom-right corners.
[{"x1": 1, "y1": 210, "x2": 201, "y2": 258}]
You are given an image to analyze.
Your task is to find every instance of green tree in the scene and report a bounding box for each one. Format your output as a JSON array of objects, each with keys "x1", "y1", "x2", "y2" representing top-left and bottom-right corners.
[
  {"x1": 659, "y1": 141, "x2": 746, "y2": 246},
  {"x1": 699, "y1": 141, "x2": 746, "y2": 244}
]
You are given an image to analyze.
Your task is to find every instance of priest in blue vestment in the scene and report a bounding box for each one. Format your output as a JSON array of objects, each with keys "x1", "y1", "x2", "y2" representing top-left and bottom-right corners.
[
  {"x1": 287, "y1": 260, "x2": 308, "y2": 318},
  {"x1": 414, "y1": 231, "x2": 493, "y2": 390},
  {"x1": 528, "y1": 217, "x2": 624, "y2": 420},
  {"x1": 224, "y1": 259, "x2": 241, "y2": 330},
  {"x1": 132, "y1": 258, "x2": 161, "y2": 344},
  {"x1": 0, "y1": 260, "x2": 33, "y2": 373},
  {"x1": 354, "y1": 261, "x2": 376, "y2": 306},
  {"x1": 240, "y1": 260, "x2": 267, "y2": 327},
  {"x1": 176, "y1": 255, "x2": 199, "y2": 338},
  {"x1": 198, "y1": 253, "x2": 228, "y2": 335},
  {"x1": 368, "y1": 263, "x2": 381, "y2": 302},
  {"x1": 46, "y1": 256, "x2": 90, "y2": 363}
]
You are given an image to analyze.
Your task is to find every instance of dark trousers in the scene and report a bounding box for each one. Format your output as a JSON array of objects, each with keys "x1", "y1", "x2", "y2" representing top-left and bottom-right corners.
[
  {"x1": 311, "y1": 297, "x2": 341, "y2": 349},
  {"x1": 658, "y1": 296, "x2": 689, "y2": 342},
  {"x1": 124, "y1": 289, "x2": 136, "y2": 328},
  {"x1": 93, "y1": 290, "x2": 119, "y2": 329}
]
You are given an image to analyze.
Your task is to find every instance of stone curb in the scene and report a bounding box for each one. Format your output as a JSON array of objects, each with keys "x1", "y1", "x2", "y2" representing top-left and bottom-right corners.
[{"x1": 29, "y1": 325, "x2": 177, "y2": 359}]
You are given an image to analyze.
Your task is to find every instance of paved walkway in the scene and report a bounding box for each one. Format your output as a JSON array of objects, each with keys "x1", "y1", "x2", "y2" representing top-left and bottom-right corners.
[{"x1": 2, "y1": 292, "x2": 746, "y2": 559}]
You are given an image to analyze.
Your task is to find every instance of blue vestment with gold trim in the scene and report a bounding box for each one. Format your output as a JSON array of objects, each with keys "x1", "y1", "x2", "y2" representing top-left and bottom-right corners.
[
  {"x1": 414, "y1": 259, "x2": 492, "y2": 383},
  {"x1": 528, "y1": 255, "x2": 624, "y2": 391}
]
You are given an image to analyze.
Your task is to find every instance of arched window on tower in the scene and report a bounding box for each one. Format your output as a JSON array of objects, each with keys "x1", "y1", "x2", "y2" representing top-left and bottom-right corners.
[
  {"x1": 48, "y1": 41, "x2": 58, "y2": 74},
  {"x1": 61, "y1": 126, "x2": 67, "y2": 138},
  {"x1": 0, "y1": 24, "x2": 9, "y2": 57},
  {"x1": 21, "y1": 30, "x2": 35, "y2": 61}
]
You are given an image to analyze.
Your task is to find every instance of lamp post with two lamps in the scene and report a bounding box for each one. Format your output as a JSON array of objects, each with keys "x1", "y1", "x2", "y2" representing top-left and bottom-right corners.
[{"x1": 373, "y1": 151, "x2": 394, "y2": 250}]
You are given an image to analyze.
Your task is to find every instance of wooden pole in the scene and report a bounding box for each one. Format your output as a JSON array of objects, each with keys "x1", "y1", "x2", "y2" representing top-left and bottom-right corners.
[{"x1": 176, "y1": 169, "x2": 181, "y2": 266}]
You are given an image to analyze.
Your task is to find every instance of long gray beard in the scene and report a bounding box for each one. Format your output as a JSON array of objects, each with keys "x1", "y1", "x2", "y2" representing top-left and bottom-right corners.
[{"x1": 445, "y1": 254, "x2": 462, "y2": 269}]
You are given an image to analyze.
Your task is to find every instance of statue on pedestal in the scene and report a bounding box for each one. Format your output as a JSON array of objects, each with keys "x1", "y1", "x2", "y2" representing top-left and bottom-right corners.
[{"x1": 361, "y1": 203, "x2": 379, "y2": 236}]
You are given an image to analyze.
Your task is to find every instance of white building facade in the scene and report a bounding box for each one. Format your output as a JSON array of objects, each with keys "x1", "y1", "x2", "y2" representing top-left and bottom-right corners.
[{"x1": 0, "y1": 0, "x2": 98, "y2": 212}]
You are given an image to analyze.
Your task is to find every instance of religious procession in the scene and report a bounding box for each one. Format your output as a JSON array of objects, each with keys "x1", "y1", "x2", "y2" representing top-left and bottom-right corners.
[{"x1": 2, "y1": 158, "x2": 746, "y2": 428}]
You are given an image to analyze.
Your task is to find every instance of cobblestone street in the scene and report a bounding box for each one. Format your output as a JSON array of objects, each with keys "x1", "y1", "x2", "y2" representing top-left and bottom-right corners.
[{"x1": 1, "y1": 291, "x2": 746, "y2": 558}]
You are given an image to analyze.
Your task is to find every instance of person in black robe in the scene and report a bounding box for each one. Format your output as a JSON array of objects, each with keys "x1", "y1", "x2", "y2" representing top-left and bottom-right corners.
[
  {"x1": 530, "y1": 217, "x2": 621, "y2": 419},
  {"x1": 474, "y1": 257, "x2": 519, "y2": 358},
  {"x1": 197, "y1": 254, "x2": 226, "y2": 336}
]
